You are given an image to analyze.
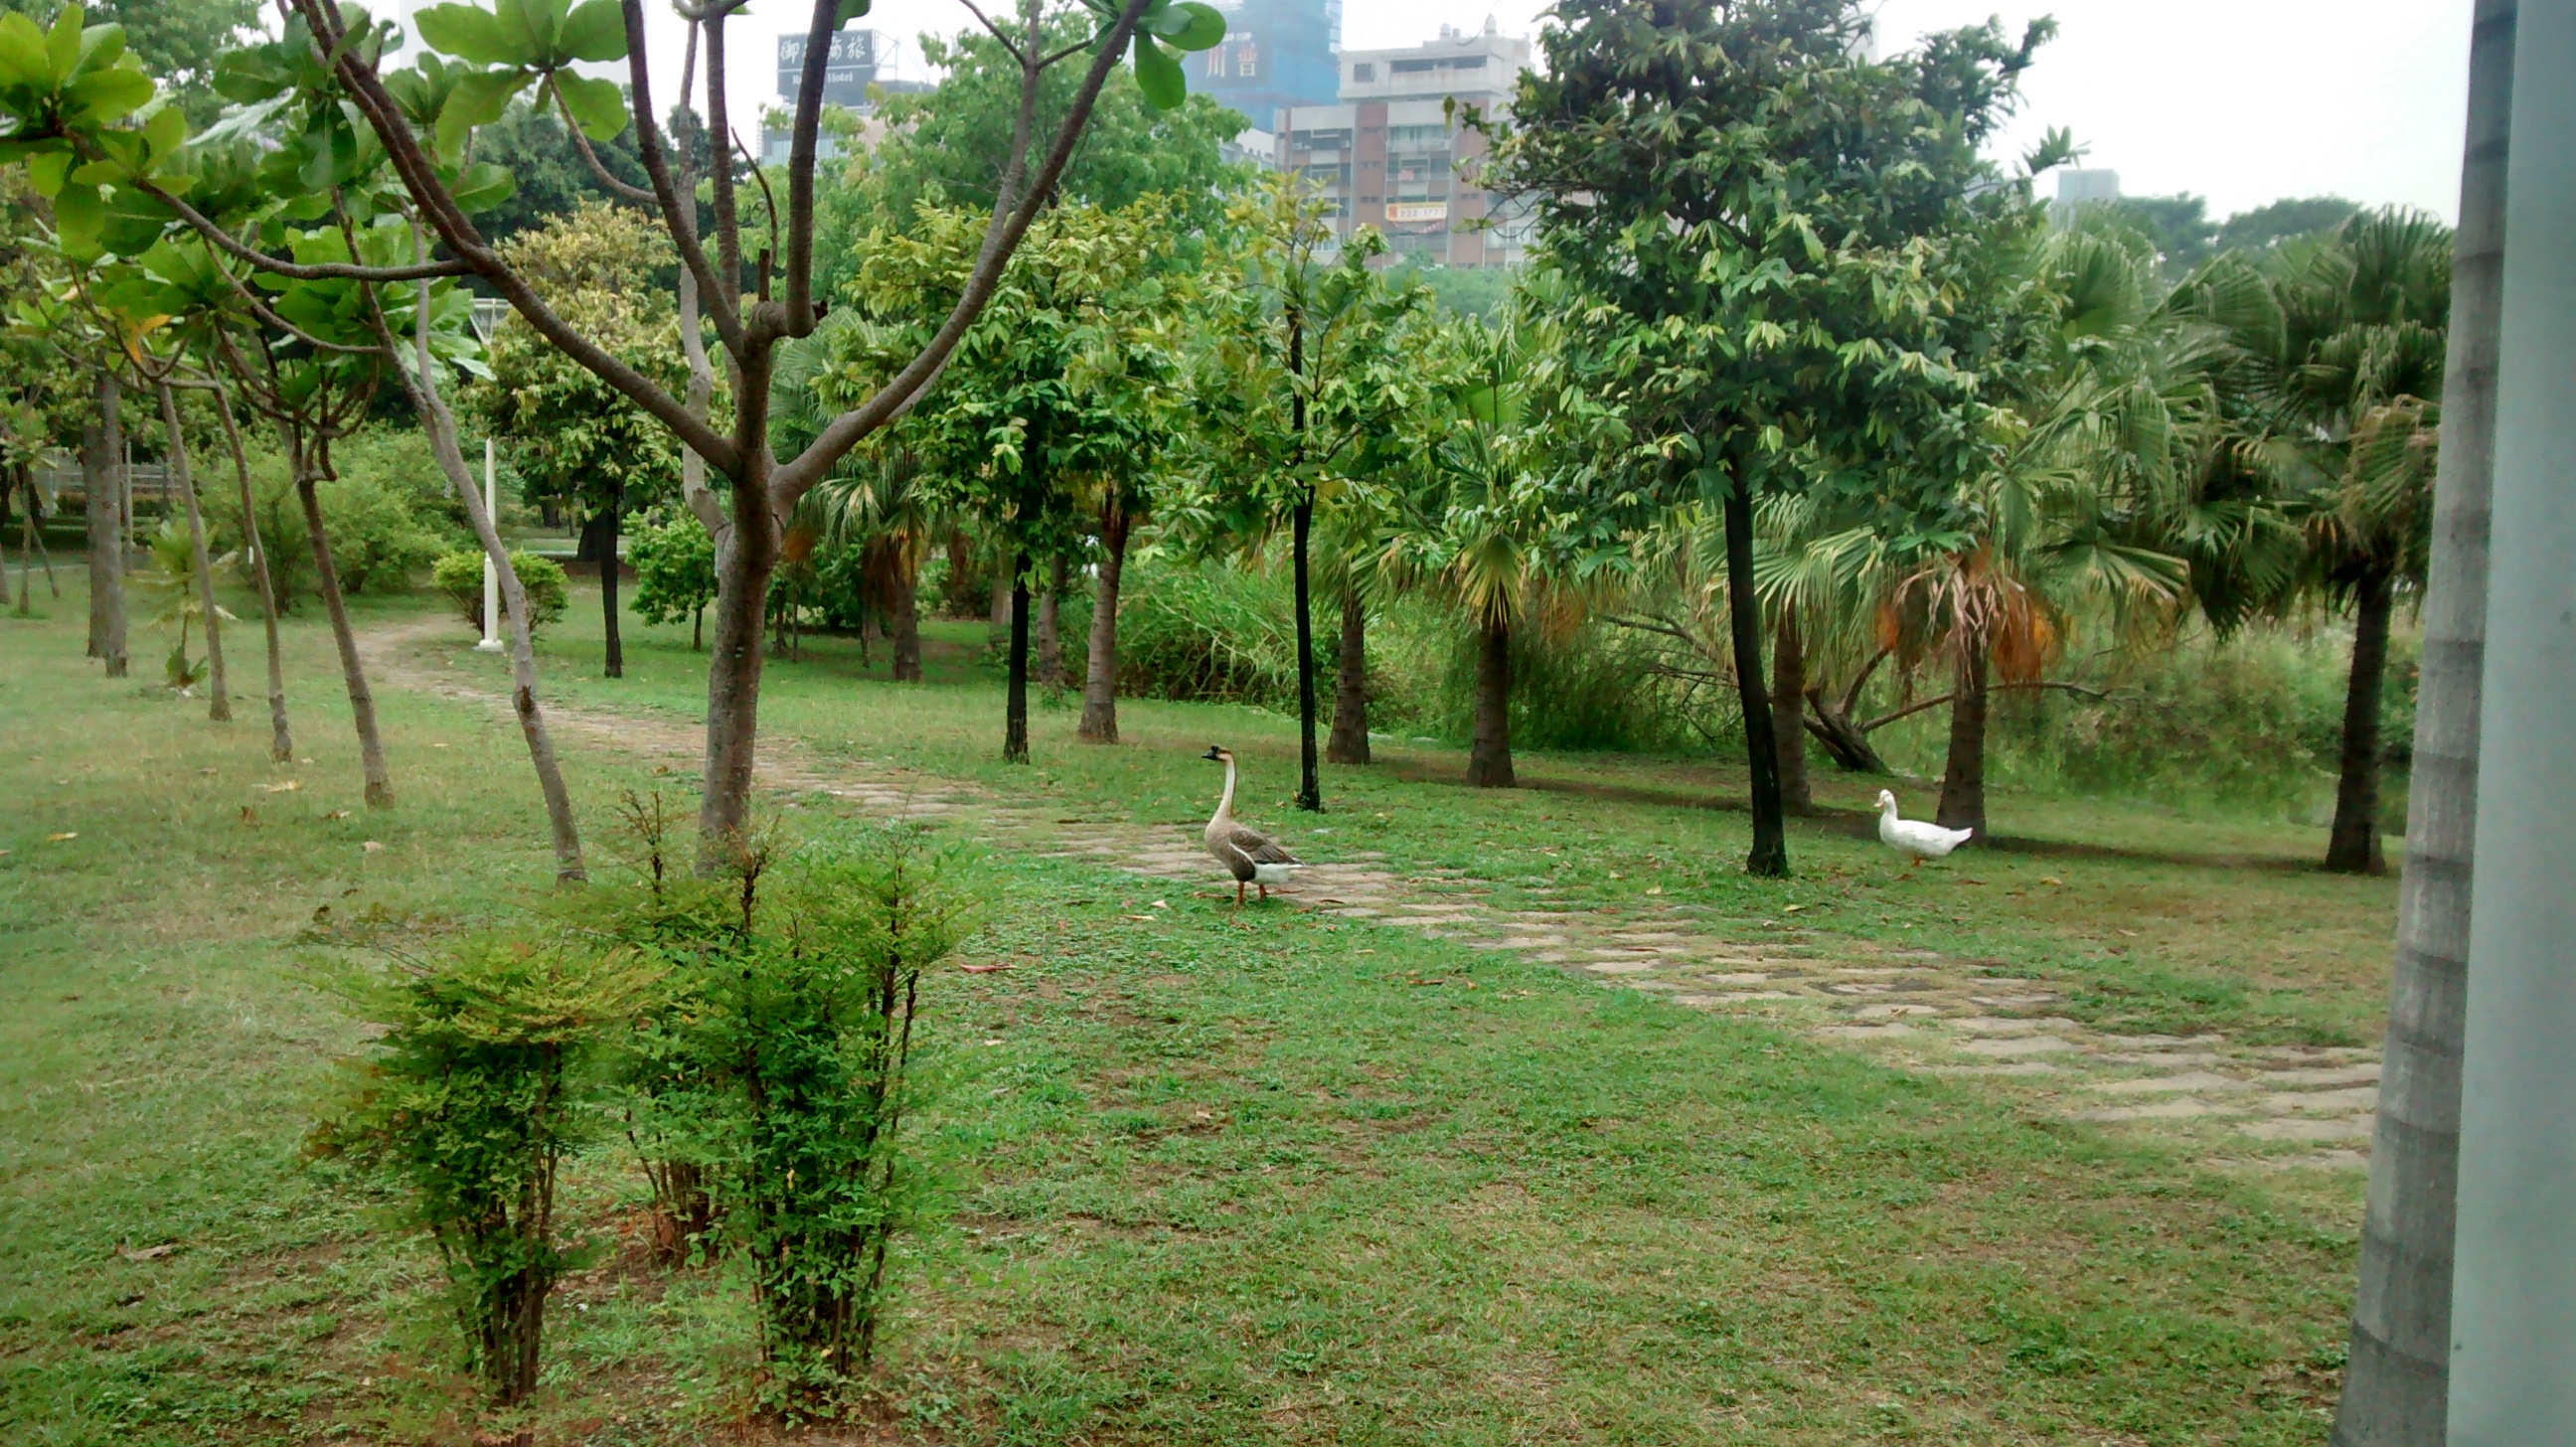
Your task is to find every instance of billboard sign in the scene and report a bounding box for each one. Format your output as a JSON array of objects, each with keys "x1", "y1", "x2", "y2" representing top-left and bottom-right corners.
[{"x1": 778, "y1": 30, "x2": 882, "y2": 107}]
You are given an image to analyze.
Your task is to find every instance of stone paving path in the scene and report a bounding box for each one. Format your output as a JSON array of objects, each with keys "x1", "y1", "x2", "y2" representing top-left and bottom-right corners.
[{"x1": 368, "y1": 620, "x2": 2376, "y2": 1175}]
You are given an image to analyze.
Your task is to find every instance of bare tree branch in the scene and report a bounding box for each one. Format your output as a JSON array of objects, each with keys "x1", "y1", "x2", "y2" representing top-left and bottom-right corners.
[
  {"x1": 552, "y1": 81, "x2": 657, "y2": 205},
  {"x1": 130, "y1": 177, "x2": 471, "y2": 281},
  {"x1": 619, "y1": 0, "x2": 742, "y2": 355}
]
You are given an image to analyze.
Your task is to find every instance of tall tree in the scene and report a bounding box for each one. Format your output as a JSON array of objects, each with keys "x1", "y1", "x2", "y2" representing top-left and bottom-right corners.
[
  {"x1": 1193, "y1": 177, "x2": 1425, "y2": 809},
  {"x1": 1498, "y1": 0, "x2": 2056, "y2": 875},
  {"x1": 2264, "y1": 210, "x2": 2454, "y2": 875}
]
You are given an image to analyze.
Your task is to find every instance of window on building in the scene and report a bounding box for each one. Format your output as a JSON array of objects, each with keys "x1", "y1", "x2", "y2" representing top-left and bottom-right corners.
[
  {"x1": 1390, "y1": 58, "x2": 1436, "y2": 73},
  {"x1": 1352, "y1": 62, "x2": 1374, "y2": 81},
  {"x1": 1236, "y1": 43, "x2": 1256, "y2": 77}
]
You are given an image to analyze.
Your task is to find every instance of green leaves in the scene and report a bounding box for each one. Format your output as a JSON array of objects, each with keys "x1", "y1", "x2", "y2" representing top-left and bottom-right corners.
[
  {"x1": 413, "y1": 0, "x2": 631, "y2": 146},
  {"x1": 0, "y1": 5, "x2": 163, "y2": 178},
  {"x1": 1082, "y1": 0, "x2": 1223, "y2": 111}
]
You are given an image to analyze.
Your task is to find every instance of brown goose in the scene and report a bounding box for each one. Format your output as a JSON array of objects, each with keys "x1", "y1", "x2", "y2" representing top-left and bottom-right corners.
[{"x1": 1201, "y1": 745, "x2": 1303, "y2": 905}]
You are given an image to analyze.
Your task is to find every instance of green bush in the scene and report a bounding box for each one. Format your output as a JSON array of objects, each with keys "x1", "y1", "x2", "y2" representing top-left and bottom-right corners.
[
  {"x1": 576, "y1": 807, "x2": 966, "y2": 1392},
  {"x1": 629, "y1": 508, "x2": 717, "y2": 646},
  {"x1": 431, "y1": 549, "x2": 568, "y2": 634},
  {"x1": 211, "y1": 426, "x2": 463, "y2": 606},
  {"x1": 308, "y1": 936, "x2": 658, "y2": 1403}
]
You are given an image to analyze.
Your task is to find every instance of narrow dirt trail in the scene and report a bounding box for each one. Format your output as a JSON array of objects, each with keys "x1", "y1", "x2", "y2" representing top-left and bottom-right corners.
[{"x1": 365, "y1": 617, "x2": 2376, "y2": 1174}]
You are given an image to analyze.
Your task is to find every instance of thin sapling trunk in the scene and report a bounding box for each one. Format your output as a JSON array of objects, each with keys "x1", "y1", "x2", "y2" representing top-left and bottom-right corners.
[
  {"x1": 213, "y1": 394, "x2": 291, "y2": 760},
  {"x1": 1005, "y1": 551, "x2": 1031, "y2": 761},
  {"x1": 157, "y1": 384, "x2": 231, "y2": 722},
  {"x1": 1292, "y1": 494, "x2": 1320, "y2": 810},
  {"x1": 890, "y1": 544, "x2": 921, "y2": 682},
  {"x1": 291, "y1": 448, "x2": 392, "y2": 808},
  {"x1": 1078, "y1": 499, "x2": 1129, "y2": 740},
  {"x1": 83, "y1": 375, "x2": 126, "y2": 675}
]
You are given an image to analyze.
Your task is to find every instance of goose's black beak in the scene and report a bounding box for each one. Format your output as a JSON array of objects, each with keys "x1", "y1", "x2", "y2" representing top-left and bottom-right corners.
[{"x1": 1201, "y1": 745, "x2": 1224, "y2": 762}]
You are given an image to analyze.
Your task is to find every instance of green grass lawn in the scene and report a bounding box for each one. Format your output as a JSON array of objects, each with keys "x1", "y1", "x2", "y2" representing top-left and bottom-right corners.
[{"x1": 1, "y1": 580, "x2": 2384, "y2": 1444}]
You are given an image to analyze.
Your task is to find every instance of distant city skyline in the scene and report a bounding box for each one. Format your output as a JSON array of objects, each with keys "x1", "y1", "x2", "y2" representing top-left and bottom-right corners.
[{"x1": 617, "y1": 0, "x2": 2473, "y2": 222}]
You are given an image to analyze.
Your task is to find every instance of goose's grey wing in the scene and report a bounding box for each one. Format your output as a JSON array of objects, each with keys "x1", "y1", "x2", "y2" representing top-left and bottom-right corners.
[{"x1": 1224, "y1": 822, "x2": 1298, "y2": 865}]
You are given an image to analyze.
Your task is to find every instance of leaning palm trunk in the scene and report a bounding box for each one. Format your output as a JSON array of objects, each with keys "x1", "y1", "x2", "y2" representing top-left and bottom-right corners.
[
  {"x1": 2327, "y1": 566, "x2": 2395, "y2": 874},
  {"x1": 1467, "y1": 610, "x2": 1514, "y2": 788},
  {"x1": 210, "y1": 392, "x2": 291, "y2": 760},
  {"x1": 156, "y1": 384, "x2": 231, "y2": 723},
  {"x1": 375, "y1": 248, "x2": 586, "y2": 882},
  {"x1": 83, "y1": 375, "x2": 127, "y2": 676},
  {"x1": 287, "y1": 431, "x2": 391, "y2": 808},
  {"x1": 1327, "y1": 580, "x2": 1369, "y2": 765},
  {"x1": 1077, "y1": 499, "x2": 1129, "y2": 740},
  {"x1": 1937, "y1": 646, "x2": 1989, "y2": 835},
  {"x1": 2330, "y1": 1, "x2": 2510, "y2": 1437}
]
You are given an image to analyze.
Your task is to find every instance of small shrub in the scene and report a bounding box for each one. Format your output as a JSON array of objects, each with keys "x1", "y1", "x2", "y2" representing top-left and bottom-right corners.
[
  {"x1": 431, "y1": 549, "x2": 568, "y2": 634},
  {"x1": 212, "y1": 426, "x2": 464, "y2": 605},
  {"x1": 629, "y1": 508, "x2": 718, "y2": 647},
  {"x1": 307, "y1": 937, "x2": 658, "y2": 1402},
  {"x1": 1115, "y1": 558, "x2": 1332, "y2": 710}
]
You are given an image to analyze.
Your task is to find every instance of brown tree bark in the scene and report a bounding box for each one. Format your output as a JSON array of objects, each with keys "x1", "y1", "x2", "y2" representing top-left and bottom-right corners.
[
  {"x1": 1772, "y1": 605, "x2": 1810, "y2": 814},
  {"x1": 1936, "y1": 644, "x2": 1988, "y2": 836},
  {"x1": 1291, "y1": 495, "x2": 1321, "y2": 810},
  {"x1": 156, "y1": 384, "x2": 230, "y2": 722},
  {"x1": 83, "y1": 374, "x2": 126, "y2": 676},
  {"x1": 211, "y1": 394, "x2": 290, "y2": 760},
  {"x1": 293, "y1": 453, "x2": 392, "y2": 809},
  {"x1": 1077, "y1": 500, "x2": 1129, "y2": 741},
  {"x1": 697, "y1": 477, "x2": 782, "y2": 853},
  {"x1": 1327, "y1": 580, "x2": 1369, "y2": 765},
  {"x1": 2328, "y1": 567, "x2": 2396, "y2": 875},
  {"x1": 1467, "y1": 610, "x2": 1515, "y2": 788}
]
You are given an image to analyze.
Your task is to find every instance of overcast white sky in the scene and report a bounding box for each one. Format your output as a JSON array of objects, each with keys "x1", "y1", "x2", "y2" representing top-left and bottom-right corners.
[{"x1": 616, "y1": 0, "x2": 2474, "y2": 222}]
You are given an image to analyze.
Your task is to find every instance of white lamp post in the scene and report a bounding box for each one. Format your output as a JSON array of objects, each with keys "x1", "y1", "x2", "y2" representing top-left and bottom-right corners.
[{"x1": 470, "y1": 298, "x2": 507, "y2": 653}]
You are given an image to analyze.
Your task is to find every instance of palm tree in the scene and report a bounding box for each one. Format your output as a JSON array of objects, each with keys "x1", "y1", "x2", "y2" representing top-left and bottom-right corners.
[
  {"x1": 2261, "y1": 210, "x2": 2454, "y2": 874},
  {"x1": 1376, "y1": 302, "x2": 1630, "y2": 788}
]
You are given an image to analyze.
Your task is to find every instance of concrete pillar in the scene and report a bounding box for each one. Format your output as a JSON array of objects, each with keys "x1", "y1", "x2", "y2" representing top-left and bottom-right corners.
[{"x1": 2446, "y1": 0, "x2": 2576, "y2": 1438}]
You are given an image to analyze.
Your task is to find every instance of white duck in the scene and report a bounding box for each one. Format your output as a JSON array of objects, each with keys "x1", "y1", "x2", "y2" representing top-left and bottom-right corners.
[
  {"x1": 1876, "y1": 789, "x2": 1974, "y2": 868},
  {"x1": 1202, "y1": 745, "x2": 1305, "y2": 905}
]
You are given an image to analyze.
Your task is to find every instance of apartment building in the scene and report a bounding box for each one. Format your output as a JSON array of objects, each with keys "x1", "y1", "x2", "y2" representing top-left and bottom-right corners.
[{"x1": 1273, "y1": 19, "x2": 1531, "y2": 268}]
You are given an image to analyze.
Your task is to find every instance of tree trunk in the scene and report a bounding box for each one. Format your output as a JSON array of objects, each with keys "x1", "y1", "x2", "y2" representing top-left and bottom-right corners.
[
  {"x1": 1722, "y1": 474, "x2": 1786, "y2": 874},
  {"x1": 890, "y1": 543, "x2": 921, "y2": 682},
  {"x1": 988, "y1": 555, "x2": 1011, "y2": 652},
  {"x1": 697, "y1": 486, "x2": 779, "y2": 855},
  {"x1": 1036, "y1": 552, "x2": 1066, "y2": 687},
  {"x1": 212, "y1": 396, "x2": 290, "y2": 760},
  {"x1": 156, "y1": 385, "x2": 230, "y2": 723},
  {"x1": 382, "y1": 254, "x2": 590, "y2": 883},
  {"x1": 1467, "y1": 609, "x2": 1514, "y2": 787},
  {"x1": 1078, "y1": 500, "x2": 1129, "y2": 740},
  {"x1": 580, "y1": 491, "x2": 625, "y2": 679},
  {"x1": 1328, "y1": 579, "x2": 1369, "y2": 765},
  {"x1": 2328, "y1": 568, "x2": 2396, "y2": 875},
  {"x1": 2329, "y1": 0, "x2": 2503, "y2": 1409},
  {"x1": 295, "y1": 463, "x2": 392, "y2": 808},
  {"x1": 1292, "y1": 494, "x2": 1320, "y2": 811},
  {"x1": 1005, "y1": 551, "x2": 1031, "y2": 762},
  {"x1": 1772, "y1": 605, "x2": 1810, "y2": 814},
  {"x1": 1937, "y1": 644, "x2": 1988, "y2": 836},
  {"x1": 83, "y1": 375, "x2": 126, "y2": 676},
  {"x1": 946, "y1": 529, "x2": 976, "y2": 619},
  {"x1": 15, "y1": 470, "x2": 36, "y2": 615}
]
